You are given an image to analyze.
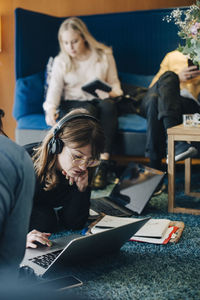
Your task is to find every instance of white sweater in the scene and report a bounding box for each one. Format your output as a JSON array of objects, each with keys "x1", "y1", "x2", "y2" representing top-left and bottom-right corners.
[{"x1": 43, "y1": 50, "x2": 123, "y2": 112}]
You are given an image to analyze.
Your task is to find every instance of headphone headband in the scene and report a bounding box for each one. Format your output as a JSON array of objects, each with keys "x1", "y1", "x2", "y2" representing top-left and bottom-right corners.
[
  {"x1": 54, "y1": 113, "x2": 99, "y2": 135},
  {"x1": 48, "y1": 113, "x2": 99, "y2": 155}
]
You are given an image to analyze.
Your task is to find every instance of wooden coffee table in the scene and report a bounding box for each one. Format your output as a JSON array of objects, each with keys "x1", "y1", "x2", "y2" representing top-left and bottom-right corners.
[{"x1": 167, "y1": 124, "x2": 200, "y2": 215}]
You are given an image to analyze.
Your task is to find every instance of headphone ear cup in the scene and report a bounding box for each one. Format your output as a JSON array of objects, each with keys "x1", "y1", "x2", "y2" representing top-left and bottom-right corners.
[
  {"x1": 55, "y1": 138, "x2": 64, "y2": 154},
  {"x1": 48, "y1": 137, "x2": 64, "y2": 155}
]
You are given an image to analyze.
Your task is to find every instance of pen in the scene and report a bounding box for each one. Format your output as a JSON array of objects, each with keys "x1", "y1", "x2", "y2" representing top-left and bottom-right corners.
[{"x1": 95, "y1": 225, "x2": 114, "y2": 229}]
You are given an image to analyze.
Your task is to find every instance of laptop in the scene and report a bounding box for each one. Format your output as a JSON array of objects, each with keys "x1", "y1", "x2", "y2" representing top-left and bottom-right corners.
[
  {"x1": 21, "y1": 217, "x2": 149, "y2": 278},
  {"x1": 90, "y1": 162, "x2": 165, "y2": 216}
]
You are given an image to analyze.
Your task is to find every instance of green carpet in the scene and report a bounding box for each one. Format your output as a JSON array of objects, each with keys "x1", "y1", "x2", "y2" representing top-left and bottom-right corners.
[{"x1": 54, "y1": 165, "x2": 200, "y2": 300}]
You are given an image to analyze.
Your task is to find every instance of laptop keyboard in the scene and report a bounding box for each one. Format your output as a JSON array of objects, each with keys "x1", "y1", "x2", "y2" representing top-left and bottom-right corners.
[
  {"x1": 90, "y1": 198, "x2": 132, "y2": 217},
  {"x1": 29, "y1": 250, "x2": 62, "y2": 269}
]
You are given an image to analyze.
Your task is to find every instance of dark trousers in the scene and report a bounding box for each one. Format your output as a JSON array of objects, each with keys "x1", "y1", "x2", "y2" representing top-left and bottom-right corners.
[
  {"x1": 118, "y1": 71, "x2": 200, "y2": 169},
  {"x1": 59, "y1": 98, "x2": 118, "y2": 155}
]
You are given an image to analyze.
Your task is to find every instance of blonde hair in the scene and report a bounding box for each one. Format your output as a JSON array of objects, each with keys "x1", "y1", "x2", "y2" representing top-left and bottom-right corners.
[
  {"x1": 58, "y1": 17, "x2": 112, "y2": 71},
  {"x1": 32, "y1": 108, "x2": 105, "y2": 190}
]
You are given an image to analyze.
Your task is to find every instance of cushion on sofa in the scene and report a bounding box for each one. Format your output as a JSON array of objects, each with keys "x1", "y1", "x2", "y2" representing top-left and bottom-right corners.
[
  {"x1": 17, "y1": 114, "x2": 50, "y2": 130},
  {"x1": 118, "y1": 114, "x2": 147, "y2": 132},
  {"x1": 119, "y1": 72, "x2": 154, "y2": 88},
  {"x1": 13, "y1": 71, "x2": 45, "y2": 121}
]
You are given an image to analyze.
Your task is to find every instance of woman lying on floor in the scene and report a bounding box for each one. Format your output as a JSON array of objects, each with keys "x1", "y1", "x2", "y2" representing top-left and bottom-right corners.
[{"x1": 25, "y1": 108, "x2": 105, "y2": 248}]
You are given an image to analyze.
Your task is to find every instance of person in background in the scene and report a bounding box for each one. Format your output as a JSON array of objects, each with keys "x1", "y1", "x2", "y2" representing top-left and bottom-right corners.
[
  {"x1": 118, "y1": 50, "x2": 200, "y2": 194},
  {"x1": 26, "y1": 108, "x2": 105, "y2": 248},
  {"x1": 0, "y1": 109, "x2": 35, "y2": 280},
  {"x1": 43, "y1": 17, "x2": 123, "y2": 190}
]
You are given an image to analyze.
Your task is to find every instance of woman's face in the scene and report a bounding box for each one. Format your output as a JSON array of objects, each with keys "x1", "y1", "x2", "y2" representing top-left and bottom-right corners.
[
  {"x1": 57, "y1": 143, "x2": 93, "y2": 177},
  {"x1": 61, "y1": 28, "x2": 88, "y2": 59}
]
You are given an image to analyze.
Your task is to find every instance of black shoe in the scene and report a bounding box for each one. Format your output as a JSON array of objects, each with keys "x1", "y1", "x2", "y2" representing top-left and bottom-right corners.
[
  {"x1": 166, "y1": 141, "x2": 198, "y2": 163},
  {"x1": 91, "y1": 160, "x2": 109, "y2": 190}
]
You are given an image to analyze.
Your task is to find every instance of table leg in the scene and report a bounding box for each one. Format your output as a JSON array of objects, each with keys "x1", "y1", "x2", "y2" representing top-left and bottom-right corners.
[
  {"x1": 185, "y1": 158, "x2": 191, "y2": 194},
  {"x1": 168, "y1": 135, "x2": 175, "y2": 212}
]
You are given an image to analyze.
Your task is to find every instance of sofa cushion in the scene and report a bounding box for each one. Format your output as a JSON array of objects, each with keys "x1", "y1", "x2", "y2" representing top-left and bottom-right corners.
[
  {"x1": 119, "y1": 72, "x2": 154, "y2": 88},
  {"x1": 13, "y1": 71, "x2": 45, "y2": 121},
  {"x1": 17, "y1": 114, "x2": 50, "y2": 130},
  {"x1": 118, "y1": 114, "x2": 147, "y2": 132}
]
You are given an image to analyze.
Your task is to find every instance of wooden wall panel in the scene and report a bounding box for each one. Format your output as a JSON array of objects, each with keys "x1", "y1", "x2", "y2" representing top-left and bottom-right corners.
[{"x1": 0, "y1": 0, "x2": 195, "y2": 139}]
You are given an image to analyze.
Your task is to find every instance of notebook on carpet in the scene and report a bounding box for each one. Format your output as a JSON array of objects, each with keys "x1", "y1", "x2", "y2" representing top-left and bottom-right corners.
[
  {"x1": 90, "y1": 162, "x2": 165, "y2": 216},
  {"x1": 21, "y1": 217, "x2": 150, "y2": 278}
]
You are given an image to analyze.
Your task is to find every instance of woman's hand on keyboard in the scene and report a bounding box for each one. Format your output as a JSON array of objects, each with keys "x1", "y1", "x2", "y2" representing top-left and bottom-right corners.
[{"x1": 26, "y1": 229, "x2": 52, "y2": 248}]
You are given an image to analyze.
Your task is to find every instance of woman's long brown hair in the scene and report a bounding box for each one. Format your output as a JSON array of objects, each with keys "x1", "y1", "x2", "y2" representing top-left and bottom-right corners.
[{"x1": 32, "y1": 108, "x2": 105, "y2": 190}]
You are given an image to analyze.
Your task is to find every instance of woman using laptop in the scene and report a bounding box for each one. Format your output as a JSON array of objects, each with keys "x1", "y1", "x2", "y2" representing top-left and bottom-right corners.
[
  {"x1": 26, "y1": 108, "x2": 105, "y2": 248},
  {"x1": 43, "y1": 17, "x2": 123, "y2": 190}
]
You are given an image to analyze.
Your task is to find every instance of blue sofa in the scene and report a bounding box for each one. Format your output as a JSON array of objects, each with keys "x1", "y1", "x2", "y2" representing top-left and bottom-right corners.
[{"x1": 13, "y1": 7, "x2": 186, "y2": 155}]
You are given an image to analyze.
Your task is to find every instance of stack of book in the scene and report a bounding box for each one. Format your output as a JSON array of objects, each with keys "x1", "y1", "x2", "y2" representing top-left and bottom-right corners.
[{"x1": 88, "y1": 215, "x2": 184, "y2": 244}]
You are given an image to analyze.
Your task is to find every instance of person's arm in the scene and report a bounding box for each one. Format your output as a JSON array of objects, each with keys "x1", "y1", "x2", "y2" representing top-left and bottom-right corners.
[
  {"x1": 106, "y1": 53, "x2": 123, "y2": 97},
  {"x1": 95, "y1": 53, "x2": 123, "y2": 99},
  {"x1": 43, "y1": 56, "x2": 65, "y2": 126},
  {"x1": 26, "y1": 230, "x2": 52, "y2": 248},
  {"x1": 178, "y1": 65, "x2": 200, "y2": 82}
]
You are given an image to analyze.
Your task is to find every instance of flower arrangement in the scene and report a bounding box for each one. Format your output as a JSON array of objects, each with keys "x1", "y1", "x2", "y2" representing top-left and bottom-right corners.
[{"x1": 164, "y1": 1, "x2": 200, "y2": 66}]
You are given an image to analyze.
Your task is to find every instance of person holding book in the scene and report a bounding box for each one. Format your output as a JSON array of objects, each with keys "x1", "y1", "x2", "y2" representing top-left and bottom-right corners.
[
  {"x1": 43, "y1": 17, "x2": 123, "y2": 190},
  {"x1": 25, "y1": 108, "x2": 105, "y2": 248},
  {"x1": 118, "y1": 50, "x2": 200, "y2": 194}
]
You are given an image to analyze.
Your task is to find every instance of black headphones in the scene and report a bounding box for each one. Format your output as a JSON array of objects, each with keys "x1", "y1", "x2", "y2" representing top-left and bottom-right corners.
[{"x1": 48, "y1": 113, "x2": 99, "y2": 155}]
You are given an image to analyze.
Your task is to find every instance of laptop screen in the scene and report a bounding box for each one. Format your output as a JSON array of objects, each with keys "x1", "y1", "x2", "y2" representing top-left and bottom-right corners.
[{"x1": 111, "y1": 162, "x2": 165, "y2": 214}]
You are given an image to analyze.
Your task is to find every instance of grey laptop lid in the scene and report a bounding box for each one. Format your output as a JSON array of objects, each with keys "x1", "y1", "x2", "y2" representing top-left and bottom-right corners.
[
  {"x1": 21, "y1": 217, "x2": 150, "y2": 278},
  {"x1": 111, "y1": 162, "x2": 165, "y2": 214},
  {"x1": 90, "y1": 163, "x2": 165, "y2": 216}
]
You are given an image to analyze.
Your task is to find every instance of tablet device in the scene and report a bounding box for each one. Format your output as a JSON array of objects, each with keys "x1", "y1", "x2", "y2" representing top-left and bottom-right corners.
[{"x1": 82, "y1": 79, "x2": 112, "y2": 97}]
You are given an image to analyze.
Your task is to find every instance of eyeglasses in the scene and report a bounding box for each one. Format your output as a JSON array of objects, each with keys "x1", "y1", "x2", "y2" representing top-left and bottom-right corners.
[{"x1": 67, "y1": 147, "x2": 100, "y2": 168}]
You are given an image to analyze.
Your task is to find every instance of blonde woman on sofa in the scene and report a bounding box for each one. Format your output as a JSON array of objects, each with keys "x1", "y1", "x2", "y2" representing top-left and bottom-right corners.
[
  {"x1": 25, "y1": 108, "x2": 105, "y2": 248},
  {"x1": 43, "y1": 17, "x2": 123, "y2": 190}
]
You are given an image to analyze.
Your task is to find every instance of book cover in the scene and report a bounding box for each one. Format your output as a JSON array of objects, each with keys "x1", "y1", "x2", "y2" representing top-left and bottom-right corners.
[{"x1": 82, "y1": 78, "x2": 111, "y2": 97}]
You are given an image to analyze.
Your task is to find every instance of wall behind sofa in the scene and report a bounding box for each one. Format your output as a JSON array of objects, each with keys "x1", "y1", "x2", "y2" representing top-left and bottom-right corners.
[{"x1": 0, "y1": 0, "x2": 195, "y2": 140}]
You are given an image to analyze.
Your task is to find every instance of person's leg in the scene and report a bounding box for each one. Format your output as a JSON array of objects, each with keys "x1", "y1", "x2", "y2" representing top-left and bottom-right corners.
[
  {"x1": 91, "y1": 98, "x2": 118, "y2": 189},
  {"x1": 58, "y1": 100, "x2": 97, "y2": 120},
  {"x1": 155, "y1": 71, "x2": 199, "y2": 161},
  {"x1": 156, "y1": 71, "x2": 182, "y2": 123},
  {"x1": 168, "y1": 97, "x2": 199, "y2": 161},
  {"x1": 0, "y1": 137, "x2": 35, "y2": 280},
  {"x1": 95, "y1": 98, "x2": 118, "y2": 157},
  {"x1": 140, "y1": 86, "x2": 166, "y2": 170}
]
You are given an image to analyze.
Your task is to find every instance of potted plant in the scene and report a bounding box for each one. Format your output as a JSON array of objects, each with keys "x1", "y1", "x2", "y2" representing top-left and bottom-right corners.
[{"x1": 164, "y1": 1, "x2": 200, "y2": 68}]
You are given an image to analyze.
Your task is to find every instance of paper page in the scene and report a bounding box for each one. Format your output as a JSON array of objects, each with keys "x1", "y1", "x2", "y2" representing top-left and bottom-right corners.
[
  {"x1": 90, "y1": 215, "x2": 171, "y2": 238},
  {"x1": 94, "y1": 215, "x2": 138, "y2": 226},
  {"x1": 134, "y1": 219, "x2": 171, "y2": 238},
  {"x1": 130, "y1": 227, "x2": 174, "y2": 244},
  {"x1": 90, "y1": 215, "x2": 139, "y2": 234},
  {"x1": 89, "y1": 209, "x2": 99, "y2": 216}
]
